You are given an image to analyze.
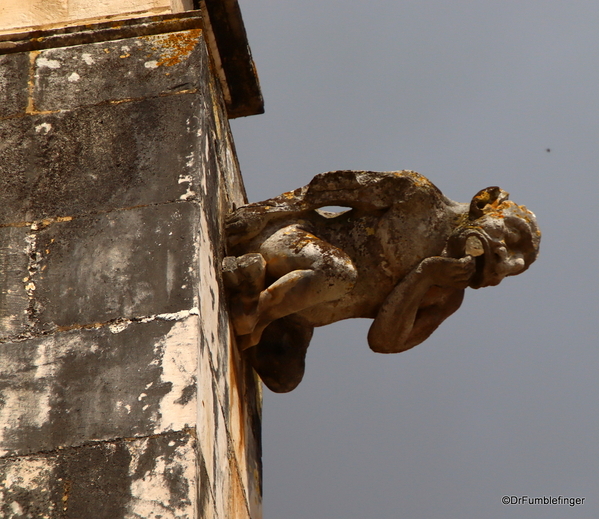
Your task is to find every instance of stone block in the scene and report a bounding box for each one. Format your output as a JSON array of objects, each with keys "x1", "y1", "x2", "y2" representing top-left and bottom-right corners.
[
  {"x1": 0, "y1": 93, "x2": 208, "y2": 224},
  {"x1": 0, "y1": 52, "x2": 28, "y2": 118},
  {"x1": 0, "y1": 430, "x2": 196, "y2": 519},
  {"x1": 33, "y1": 28, "x2": 207, "y2": 112},
  {"x1": 0, "y1": 316, "x2": 198, "y2": 456},
  {"x1": 33, "y1": 203, "x2": 198, "y2": 329}
]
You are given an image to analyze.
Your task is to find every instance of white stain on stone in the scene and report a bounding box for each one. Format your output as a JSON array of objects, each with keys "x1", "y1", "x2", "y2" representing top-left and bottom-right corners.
[
  {"x1": 185, "y1": 152, "x2": 195, "y2": 168},
  {"x1": 0, "y1": 331, "x2": 123, "y2": 455},
  {"x1": 33, "y1": 337, "x2": 58, "y2": 381},
  {"x1": 10, "y1": 502, "x2": 23, "y2": 515},
  {"x1": 116, "y1": 401, "x2": 131, "y2": 414},
  {"x1": 0, "y1": 458, "x2": 53, "y2": 496},
  {"x1": 128, "y1": 441, "x2": 196, "y2": 518},
  {"x1": 81, "y1": 53, "x2": 94, "y2": 65},
  {"x1": 166, "y1": 250, "x2": 175, "y2": 297},
  {"x1": 155, "y1": 318, "x2": 198, "y2": 431},
  {"x1": 201, "y1": 139, "x2": 210, "y2": 192},
  {"x1": 179, "y1": 186, "x2": 196, "y2": 200},
  {"x1": 109, "y1": 321, "x2": 130, "y2": 334},
  {"x1": 0, "y1": 339, "x2": 65, "y2": 455},
  {"x1": 37, "y1": 57, "x2": 61, "y2": 69},
  {"x1": 197, "y1": 210, "x2": 221, "y2": 349},
  {"x1": 197, "y1": 342, "x2": 216, "y2": 480},
  {"x1": 178, "y1": 174, "x2": 193, "y2": 184},
  {"x1": 152, "y1": 308, "x2": 199, "y2": 321},
  {"x1": 67, "y1": 72, "x2": 81, "y2": 82},
  {"x1": 144, "y1": 60, "x2": 159, "y2": 69},
  {"x1": 35, "y1": 123, "x2": 52, "y2": 134}
]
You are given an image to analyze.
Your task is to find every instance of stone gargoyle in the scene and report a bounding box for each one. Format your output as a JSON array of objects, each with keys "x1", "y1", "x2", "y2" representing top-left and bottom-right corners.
[{"x1": 223, "y1": 170, "x2": 540, "y2": 392}]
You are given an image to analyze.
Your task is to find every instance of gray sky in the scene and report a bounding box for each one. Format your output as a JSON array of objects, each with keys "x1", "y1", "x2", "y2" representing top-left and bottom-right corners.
[{"x1": 230, "y1": 2, "x2": 599, "y2": 518}]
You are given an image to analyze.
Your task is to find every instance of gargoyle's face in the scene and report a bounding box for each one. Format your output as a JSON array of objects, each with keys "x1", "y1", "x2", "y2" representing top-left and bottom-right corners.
[{"x1": 447, "y1": 193, "x2": 541, "y2": 289}]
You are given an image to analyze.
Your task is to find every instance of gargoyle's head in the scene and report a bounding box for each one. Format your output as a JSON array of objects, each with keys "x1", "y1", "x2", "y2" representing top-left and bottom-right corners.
[{"x1": 447, "y1": 187, "x2": 541, "y2": 288}]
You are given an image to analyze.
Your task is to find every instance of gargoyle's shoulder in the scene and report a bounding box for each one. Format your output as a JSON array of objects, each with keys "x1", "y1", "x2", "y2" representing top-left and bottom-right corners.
[
  {"x1": 309, "y1": 169, "x2": 440, "y2": 189},
  {"x1": 306, "y1": 170, "x2": 444, "y2": 206}
]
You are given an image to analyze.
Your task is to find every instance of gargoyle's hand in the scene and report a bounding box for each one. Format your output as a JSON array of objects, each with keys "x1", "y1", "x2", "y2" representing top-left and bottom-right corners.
[
  {"x1": 417, "y1": 256, "x2": 475, "y2": 289},
  {"x1": 226, "y1": 206, "x2": 272, "y2": 246}
]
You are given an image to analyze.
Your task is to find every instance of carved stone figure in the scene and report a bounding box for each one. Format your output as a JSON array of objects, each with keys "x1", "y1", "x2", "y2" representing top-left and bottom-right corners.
[{"x1": 223, "y1": 170, "x2": 540, "y2": 392}]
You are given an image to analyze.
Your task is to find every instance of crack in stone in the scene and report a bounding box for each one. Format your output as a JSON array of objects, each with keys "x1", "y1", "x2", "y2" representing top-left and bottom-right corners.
[
  {"x1": 0, "y1": 307, "x2": 200, "y2": 344},
  {"x1": 0, "y1": 427, "x2": 197, "y2": 460}
]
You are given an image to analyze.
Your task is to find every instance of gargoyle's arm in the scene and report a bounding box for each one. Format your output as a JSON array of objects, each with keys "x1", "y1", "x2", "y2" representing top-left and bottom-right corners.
[
  {"x1": 227, "y1": 171, "x2": 428, "y2": 246},
  {"x1": 367, "y1": 256, "x2": 473, "y2": 353},
  {"x1": 226, "y1": 188, "x2": 311, "y2": 246}
]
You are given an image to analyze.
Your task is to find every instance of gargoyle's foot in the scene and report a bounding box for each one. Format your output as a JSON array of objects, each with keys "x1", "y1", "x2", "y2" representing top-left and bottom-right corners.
[
  {"x1": 222, "y1": 253, "x2": 266, "y2": 336},
  {"x1": 244, "y1": 316, "x2": 314, "y2": 393}
]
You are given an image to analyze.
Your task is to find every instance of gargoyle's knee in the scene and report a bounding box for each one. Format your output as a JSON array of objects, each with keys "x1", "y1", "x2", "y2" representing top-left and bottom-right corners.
[
  {"x1": 222, "y1": 253, "x2": 266, "y2": 294},
  {"x1": 222, "y1": 253, "x2": 267, "y2": 336},
  {"x1": 317, "y1": 252, "x2": 358, "y2": 300}
]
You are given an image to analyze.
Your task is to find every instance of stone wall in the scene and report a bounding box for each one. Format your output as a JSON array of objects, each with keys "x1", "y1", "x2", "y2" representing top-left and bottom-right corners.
[{"x1": 0, "y1": 13, "x2": 261, "y2": 519}]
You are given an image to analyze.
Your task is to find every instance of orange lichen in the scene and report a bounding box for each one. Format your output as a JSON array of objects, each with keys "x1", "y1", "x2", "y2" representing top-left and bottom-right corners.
[{"x1": 143, "y1": 29, "x2": 202, "y2": 68}]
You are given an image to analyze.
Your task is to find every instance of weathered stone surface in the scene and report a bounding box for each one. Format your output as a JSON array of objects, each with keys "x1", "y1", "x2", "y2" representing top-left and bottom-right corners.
[
  {"x1": 198, "y1": 325, "x2": 262, "y2": 519},
  {"x1": 0, "y1": 203, "x2": 201, "y2": 340},
  {"x1": 0, "y1": 52, "x2": 28, "y2": 118},
  {"x1": 0, "y1": 430, "x2": 196, "y2": 519},
  {"x1": 0, "y1": 94, "x2": 212, "y2": 224},
  {"x1": 196, "y1": 193, "x2": 262, "y2": 519},
  {"x1": 225, "y1": 170, "x2": 541, "y2": 392},
  {"x1": 33, "y1": 28, "x2": 206, "y2": 112},
  {"x1": 34, "y1": 203, "x2": 198, "y2": 329},
  {"x1": 0, "y1": 317, "x2": 198, "y2": 456}
]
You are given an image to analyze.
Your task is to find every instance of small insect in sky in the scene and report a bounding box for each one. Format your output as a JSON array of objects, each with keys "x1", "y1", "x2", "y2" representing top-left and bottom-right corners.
[{"x1": 546, "y1": 148, "x2": 551, "y2": 152}]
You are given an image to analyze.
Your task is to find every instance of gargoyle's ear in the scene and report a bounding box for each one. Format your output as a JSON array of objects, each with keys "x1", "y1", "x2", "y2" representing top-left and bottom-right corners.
[{"x1": 468, "y1": 186, "x2": 509, "y2": 220}]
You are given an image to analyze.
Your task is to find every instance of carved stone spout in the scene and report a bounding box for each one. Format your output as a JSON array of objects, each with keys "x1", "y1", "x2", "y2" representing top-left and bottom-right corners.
[{"x1": 223, "y1": 170, "x2": 540, "y2": 392}]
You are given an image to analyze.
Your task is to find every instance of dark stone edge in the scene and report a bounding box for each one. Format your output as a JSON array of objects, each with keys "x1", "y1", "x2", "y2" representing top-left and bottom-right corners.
[{"x1": 199, "y1": 0, "x2": 264, "y2": 118}]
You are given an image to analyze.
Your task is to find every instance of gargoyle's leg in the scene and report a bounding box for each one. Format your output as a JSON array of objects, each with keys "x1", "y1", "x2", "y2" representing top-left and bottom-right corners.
[
  {"x1": 238, "y1": 224, "x2": 357, "y2": 349},
  {"x1": 244, "y1": 315, "x2": 314, "y2": 393}
]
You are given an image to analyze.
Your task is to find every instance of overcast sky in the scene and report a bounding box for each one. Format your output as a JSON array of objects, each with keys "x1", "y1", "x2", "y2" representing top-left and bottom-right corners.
[{"x1": 230, "y1": 2, "x2": 599, "y2": 518}]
